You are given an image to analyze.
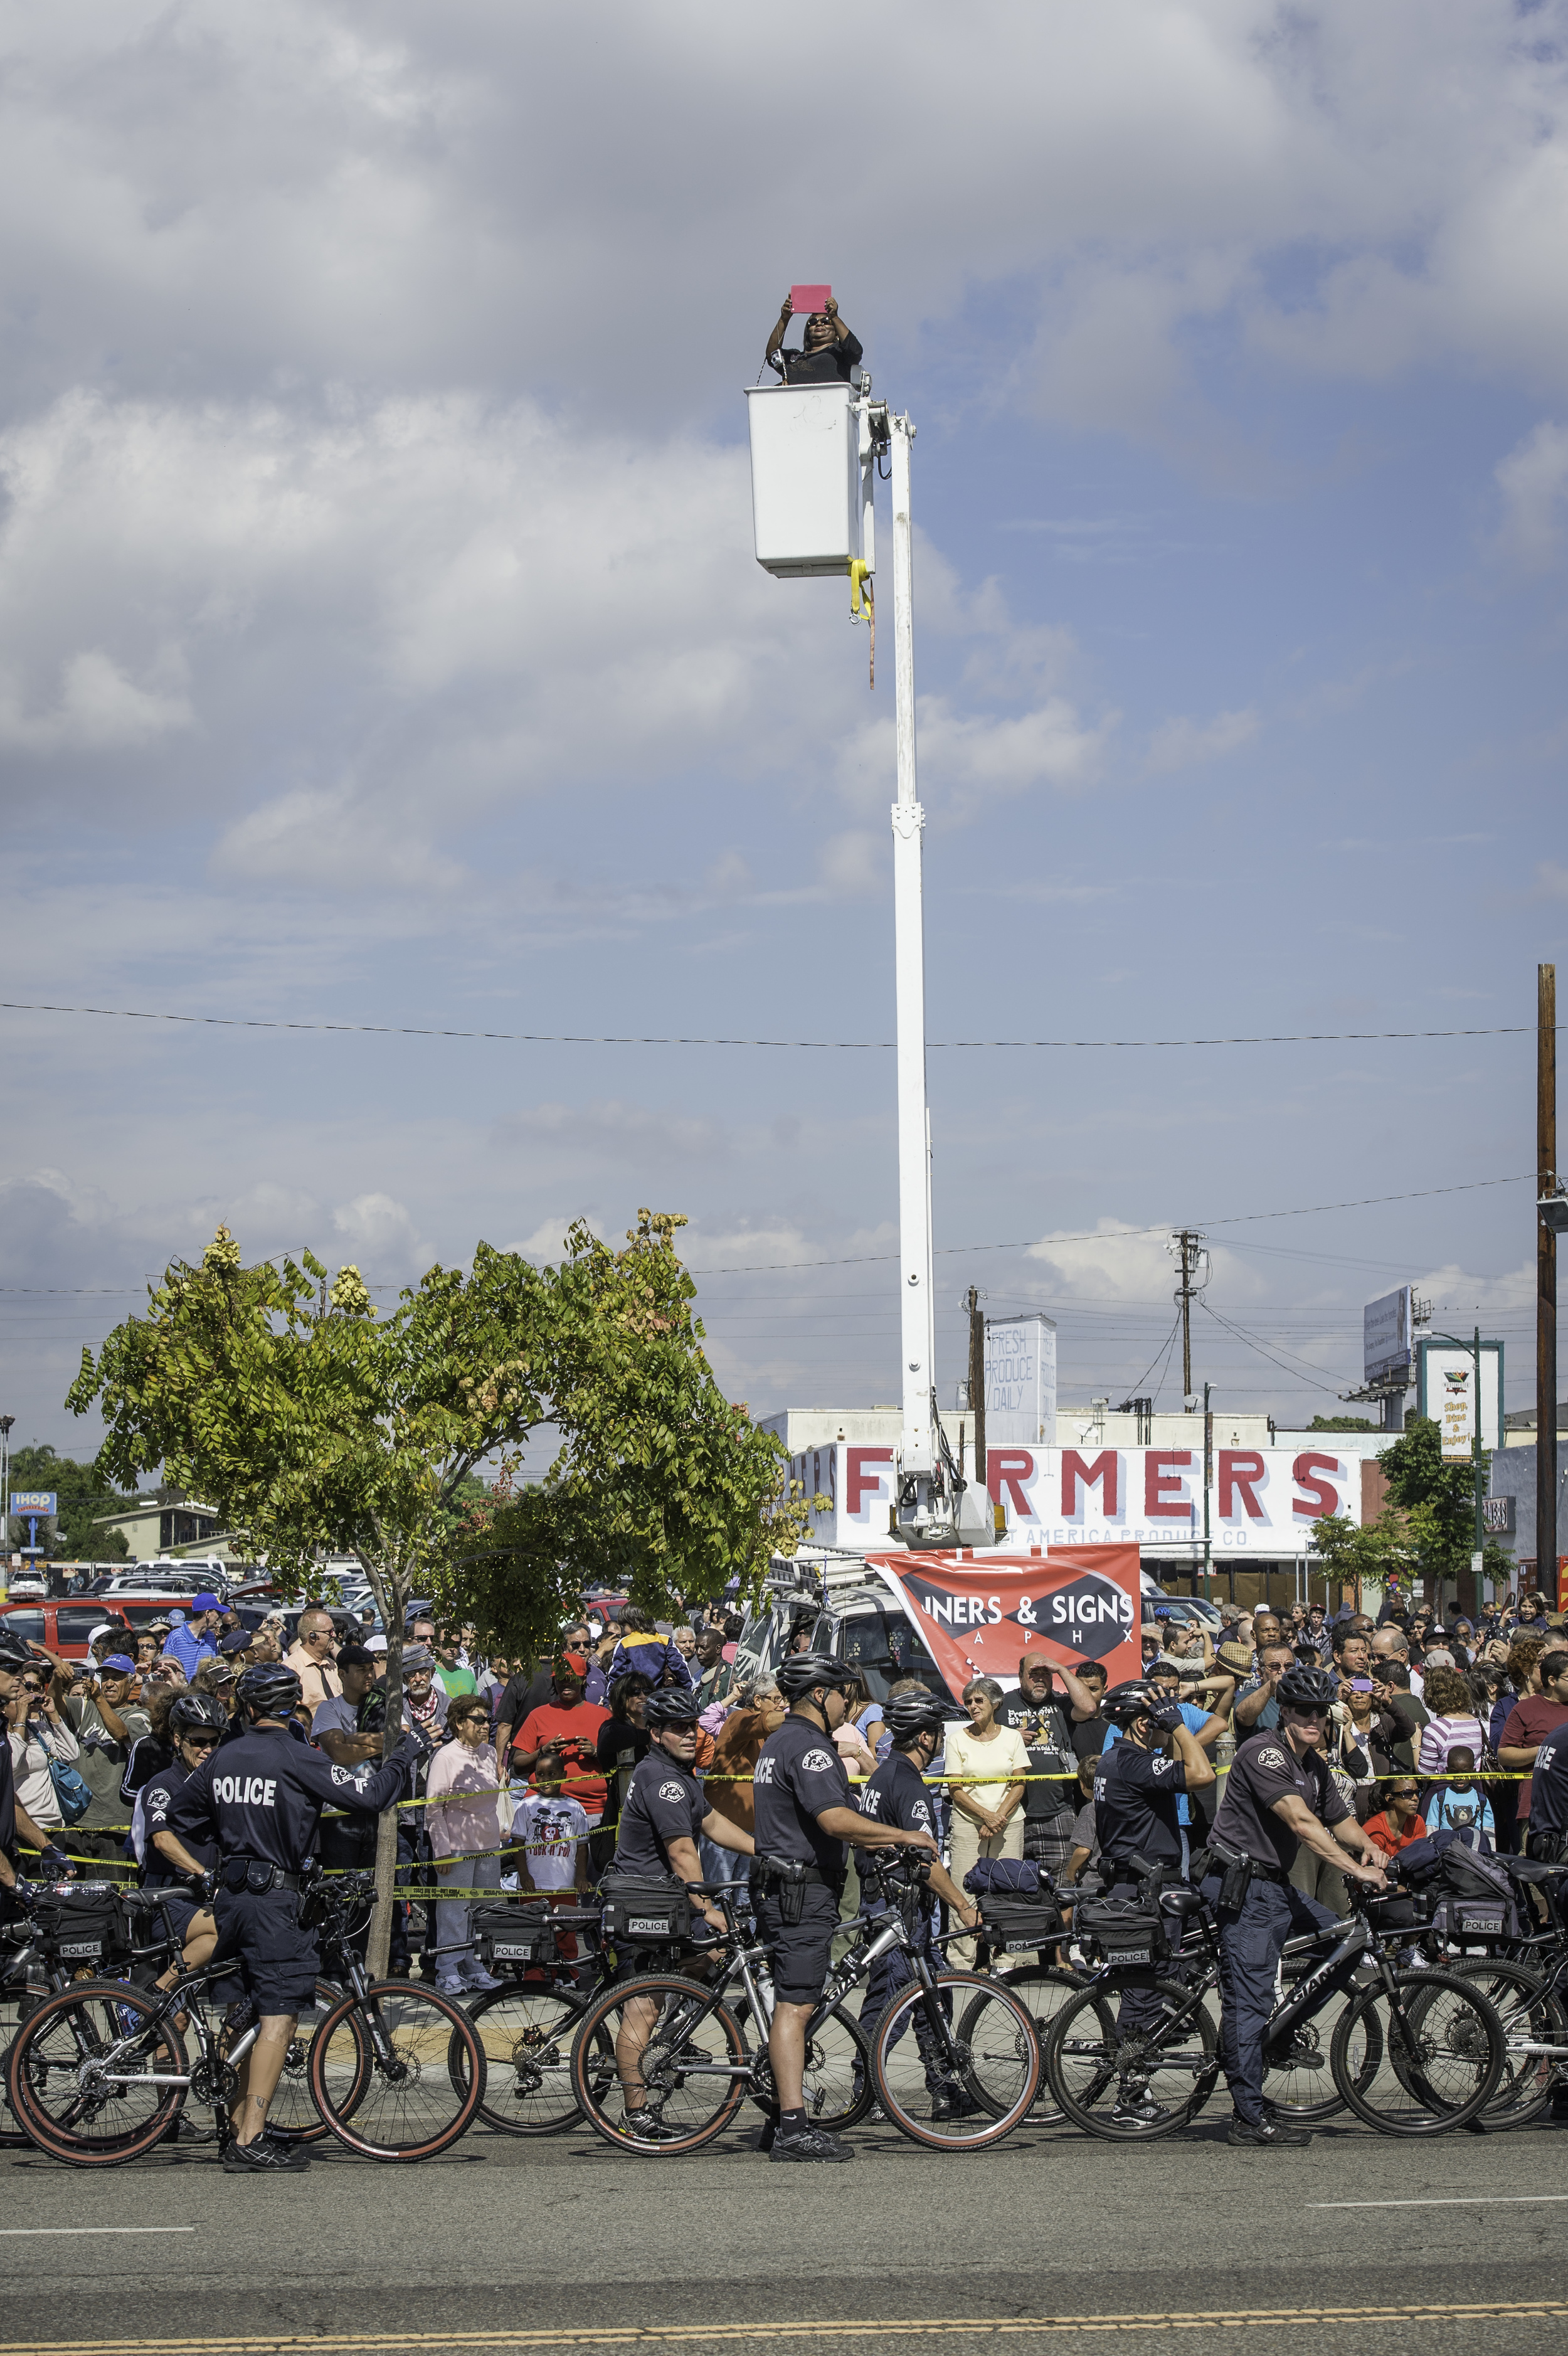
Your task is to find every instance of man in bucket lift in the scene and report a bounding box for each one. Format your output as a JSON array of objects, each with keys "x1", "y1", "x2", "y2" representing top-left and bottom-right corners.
[{"x1": 765, "y1": 293, "x2": 862, "y2": 385}]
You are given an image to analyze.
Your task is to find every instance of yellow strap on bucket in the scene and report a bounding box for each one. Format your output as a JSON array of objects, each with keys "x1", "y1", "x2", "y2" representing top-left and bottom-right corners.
[{"x1": 849, "y1": 558, "x2": 871, "y2": 617}]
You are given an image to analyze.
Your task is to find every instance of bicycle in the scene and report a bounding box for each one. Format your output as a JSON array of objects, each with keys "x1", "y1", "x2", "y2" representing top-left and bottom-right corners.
[
  {"x1": 1042, "y1": 1865, "x2": 1504, "y2": 2140},
  {"x1": 7, "y1": 1869, "x2": 487, "y2": 2165},
  {"x1": 453, "y1": 1898, "x2": 611, "y2": 2138},
  {"x1": 569, "y1": 1852, "x2": 1042, "y2": 2156},
  {"x1": 1416, "y1": 1849, "x2": 1568, "y2": 2132}
]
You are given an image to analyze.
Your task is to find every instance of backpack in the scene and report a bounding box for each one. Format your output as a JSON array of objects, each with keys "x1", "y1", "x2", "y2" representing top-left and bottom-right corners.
[{"x1": 607, "y1": 1636, "x2": 694, "y2": 1692}]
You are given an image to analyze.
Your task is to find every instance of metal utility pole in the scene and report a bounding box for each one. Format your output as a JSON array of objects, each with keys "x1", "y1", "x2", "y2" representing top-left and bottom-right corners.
[
  {"x1": 1173, "y1": 1229, "x2": 1205, "y2": 1404},
  {"x1": 1540, "y1": 963, "x2": 1559, "y2": 1607},
  {"x1": 1202, "y1": 1379, "x2": 1213, "y2": 1606},
  {"x1": 968, "y1": 1288, "x2": 987, "y2": 1489}
]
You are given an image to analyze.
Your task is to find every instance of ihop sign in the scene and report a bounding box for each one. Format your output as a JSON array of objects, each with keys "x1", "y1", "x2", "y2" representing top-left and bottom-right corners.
[{"x1": 785, "y1": 1443, "x2": 1360, "y2": 1557}]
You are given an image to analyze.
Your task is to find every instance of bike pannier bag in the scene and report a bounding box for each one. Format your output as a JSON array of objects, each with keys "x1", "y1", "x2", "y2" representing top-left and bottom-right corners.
[{"x1": 599, "y1": 1874, "x2": 691, "y2": 1946}]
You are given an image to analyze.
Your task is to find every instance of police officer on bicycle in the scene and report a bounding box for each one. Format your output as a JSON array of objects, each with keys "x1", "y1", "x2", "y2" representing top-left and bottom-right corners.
[
  {"x1": 1091, "y1": 1680, "x2": 1217, "y2": 2128},
  {"x1": 1202, "y1": 1662, "x2": 1385, "y2": 2148},
  {"x1": 603, "y1": 1687, "x2": 756, "y2": 2143},
  {"x1": 159, "y1": 1660, "x2": 415, "y2": 2174},
  {"x1": 857, "y1": 1690, "x2": 982, "y2": 2118},
  {"x1": 753, "y1": 1653, "x2": 937, "y2": 2164}
]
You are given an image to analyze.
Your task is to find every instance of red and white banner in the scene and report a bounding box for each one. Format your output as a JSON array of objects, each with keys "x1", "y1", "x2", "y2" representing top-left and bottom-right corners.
[{"x1": 865, "y1": 1545, "x2": 1142, "y2": 1697}]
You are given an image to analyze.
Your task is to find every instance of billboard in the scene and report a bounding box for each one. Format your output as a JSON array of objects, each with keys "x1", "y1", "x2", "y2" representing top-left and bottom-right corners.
[
  {"x1": 1416, "y1": 1340, "x2": 1503, "y2": 1460},
  {"x1": 867, "y1": 1545, "x2": 1141, "y2": 1696},
  {"x1": 1364, "y1": 1287, "x2": 1414, "y2": 1385},
  {"x1": 783, "y1": 1441, "x2": 1361, "y2": 1559},
  {"x1": 983, "y1": 1313, "x2": 1057, "y2": 1446},
  {"x1": 9, "y1": 1492, "x2": 55, "y2": 1515}
]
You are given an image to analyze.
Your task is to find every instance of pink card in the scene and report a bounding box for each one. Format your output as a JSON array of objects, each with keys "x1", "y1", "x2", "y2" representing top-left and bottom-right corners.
[{"x1": 791, "y1": 282, "x2": 831, "y2": 316}]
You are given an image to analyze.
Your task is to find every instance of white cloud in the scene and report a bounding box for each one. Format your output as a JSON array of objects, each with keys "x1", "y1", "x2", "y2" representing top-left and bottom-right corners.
[
  {"x1": 1491, "y1": 420, "x2": 1568, "y2": 572},
  {"x1": 331, "y1": 1190, "x2": 425, "y2": 1273},
  {"x1": 1145, "y1": 706, "x2": 1259, "y2": 775}
]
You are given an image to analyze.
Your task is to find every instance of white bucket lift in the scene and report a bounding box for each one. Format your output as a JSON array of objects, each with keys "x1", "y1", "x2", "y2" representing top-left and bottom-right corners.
[
  {"x1": 744, "y1": 368, "x2": 992, "y2": 1551},
  {"x1": 744, "y1": 382, "x2": 863, "y2": 578}
]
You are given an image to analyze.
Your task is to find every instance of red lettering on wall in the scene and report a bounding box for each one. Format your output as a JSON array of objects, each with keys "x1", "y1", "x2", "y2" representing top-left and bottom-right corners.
[
  {"x1": 1218, "y1": 1450, "x2": 1267, "y2": 1520},
  {"x1": 1293, "y1": 1453, "x2": 1342, "y2": 1521},
  {"x1": 1145, "y1": 1451, "x2": 1193, "y2": 1520},
  {"x1": 990, "y1": 1450, "x2": 1037, "y2": 1518},
  {"x1": 1061, "y1": 1450, "x2": 1118, "y2": 1519},
  {"x1": 845, "y1": 1447, "x2": 894, "y2": 1517}
]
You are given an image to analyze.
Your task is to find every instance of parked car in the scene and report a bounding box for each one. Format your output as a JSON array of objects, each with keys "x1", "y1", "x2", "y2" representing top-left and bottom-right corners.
[{"x1": 730, "y1": 1571, "x2": 950, "y2": 1705}]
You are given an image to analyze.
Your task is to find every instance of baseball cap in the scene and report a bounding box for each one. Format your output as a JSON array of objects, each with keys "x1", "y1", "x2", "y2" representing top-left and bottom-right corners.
[
  {"x1": 556, "y1": 1652, "x2": 588, "y2": 1678},
  {"x1": 336, "y1": 1643, "x2": 376, "y2": 1670},
  {"x1": 100, "y1": 1653, "x2": 136, "y2": 1675},
  {"x1": 364, "y1": 1634, "x2": 388, "y2": 1654},
  {"x1": 193, "y1": 1591, "x2": 221, "y2": 1613},
  {"x1": 218, "y1": 1628, "x2": 253, "y2": 1657}
]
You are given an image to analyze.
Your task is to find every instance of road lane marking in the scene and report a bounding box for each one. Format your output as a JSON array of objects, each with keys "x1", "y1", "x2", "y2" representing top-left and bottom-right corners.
[
  {"x1": 0, "y1": 2228, "x2": 196, "y2": 2237},
  {"x1": 4, "y1": 2306, "x2": 1568, "y2": 2353},
  {"x1": 1311, "y1": 2195, "x2": 1568, "y2": 2209}
]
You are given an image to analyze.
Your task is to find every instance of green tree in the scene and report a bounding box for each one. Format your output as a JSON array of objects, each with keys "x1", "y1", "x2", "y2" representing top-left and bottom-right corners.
[
  {"x1": 66, "y1": 1210, "x2": 790, "y2": 1967},
  {"x1": 1308, "y1": 1414, "x2": 1377, "y2": 1433},
  {"x1": 1310, "y1": 1509, "x2": 1409, "y2": 1607},
  {"x1": 8, "y1": 1444, "x2": 132, "y2": 1561},
  {"x1": 1376, "y1": 1416, "x2": 1510, "y2": 1608}
]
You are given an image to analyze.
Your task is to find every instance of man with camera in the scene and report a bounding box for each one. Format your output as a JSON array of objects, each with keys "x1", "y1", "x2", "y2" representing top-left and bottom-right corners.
[
  {"x1": 763, "y1": 293, "x2": 863, "y2": 386},
  {"x1": 0, "y1": 1633, "x2": 71, "y2": 1891},
  {"x1": 1201, "y1": 1663, "x2": 1386, "y2": 2148}
]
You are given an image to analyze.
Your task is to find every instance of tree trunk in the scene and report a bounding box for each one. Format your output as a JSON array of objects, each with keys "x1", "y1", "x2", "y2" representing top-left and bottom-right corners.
[{"x1": 364, "y1": 1555, "x2": 409, "y2": 1982}]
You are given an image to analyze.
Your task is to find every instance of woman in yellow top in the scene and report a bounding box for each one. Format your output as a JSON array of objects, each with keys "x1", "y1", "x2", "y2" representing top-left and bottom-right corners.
[{"x1": 944, "y1": 1675, "x2": 1029, "y2": 1963}]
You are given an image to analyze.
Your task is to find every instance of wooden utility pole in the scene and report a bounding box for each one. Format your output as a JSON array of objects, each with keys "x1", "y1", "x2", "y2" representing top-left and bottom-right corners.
[
  {"x1": 1173, "y1": 1229, "x2": 1204, "y2": 1405},
  {"x1": 967, "y1": 1287, "x2": 986, "y2": 1487},
  {"x1": 1540, "y1": 963, "x2": 1559, "y2": 1606}
]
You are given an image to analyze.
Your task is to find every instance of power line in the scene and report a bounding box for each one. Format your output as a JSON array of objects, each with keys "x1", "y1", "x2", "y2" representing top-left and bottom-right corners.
[
  {"x1": 687, "y1": 1170, "x2": 1534, "y2": 1274},
  {"x1": 0, "y1": 999, "x2": 1557, "y2": 1054}
]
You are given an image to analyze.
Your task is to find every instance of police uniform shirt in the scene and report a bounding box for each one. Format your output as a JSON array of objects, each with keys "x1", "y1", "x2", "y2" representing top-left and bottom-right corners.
[
  {"x1": 136, "y1": 1756, "x2": 220, "y2": 1884},
  {"x1": 613, "y1": 1751, "x2": 706, "y2": 1881},
  {"x1": 1530, "y1": 1727, "x2": 1568, "y2": 1840},
  {"x1": 857, "y1": 1750, "x2": 936, "y2": 1845},
  {"x1": 753, "y1": 1710, "x2": 852, "y2": 1879},
  {"x1": 1210, "y1": 1730, "x2": 1349, "y2": 1874},
  {"x1": 994, "y1": 1686, "x2": 1076, "y2": 1823},
  {"x1": 0, "y1": 1727, "x2": 15, "y2": 1866},
  {"x1": 164, "y1": 1722, "x2": 413, "y2": 1870},
  {"x1": 1093, "y1": 1736, "x2": 1187, "y2": 1870}
]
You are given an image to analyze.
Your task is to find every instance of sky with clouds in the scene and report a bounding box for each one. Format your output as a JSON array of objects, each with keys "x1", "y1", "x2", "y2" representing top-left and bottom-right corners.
[{"x1": 1, "y1": 0, "x2": 1564, "y2": 1467}]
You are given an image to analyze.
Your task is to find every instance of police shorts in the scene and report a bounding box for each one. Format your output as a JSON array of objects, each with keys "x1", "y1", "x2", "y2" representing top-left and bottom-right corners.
[
  {"x1": 146, "y1": 1887, "x2": 203, "y2": 1948},
  {"x1": 755, "y1": 1883, "x2": 840, "y2": 2007},
  {"x1": 211, "y1": 1885, "x2": 320, "y2": 2015}
]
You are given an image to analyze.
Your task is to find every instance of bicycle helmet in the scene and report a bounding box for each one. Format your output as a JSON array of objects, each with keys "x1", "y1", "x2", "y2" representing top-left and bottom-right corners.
[
  {"x1": 236, "y1": 1662, "x2": 304, "y2": 1721},
  {"x1": 169, "y1": 1692, "x2": 229, "y2": 1738},
  {"x1": 1276, "y1": 1664, "x2": 1336, "y2": 1716},
  {"x1": 1101, "y1": 1680, "x2": 1158, "y2": 1729},
  {"x1": 882, "y1": 1692, "x2": 949, "y2": 1744},
  {"x1": 644, "y1": 1688, "x2": 702, "y2": 1727},
  {"x1": 776, "y1": 1652, "x2": 856, "y2": 1702},
  {"x1": 0, "y1": 1632, "x2": 34, "y2": 1672}
]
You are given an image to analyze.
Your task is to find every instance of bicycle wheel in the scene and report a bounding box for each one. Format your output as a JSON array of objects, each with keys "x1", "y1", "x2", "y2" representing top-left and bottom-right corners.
[
  {"x1": 462, "y1": 1983, "x2": 587, "y2": 2136},
  {"x1": 1262, "y1": 1960, "x2": 1381, "y2": 2123},
  {"x1": 7, "y1": 1983, "x2": 188, "y2": 2167},
  {"x1": 569, "y1": 1973, "x2": 750, "y2": 2155},
  {"x1": 872, "y1": 1971, "x2": 1041, "y2": 2151},
  {"x1": 1332, "y1": 1966, "x2": 1503, "y2": 2135},
  {"x1": 1044, "y1": 1978, "x2": 1219, "y2": 2142},
  {"x1": 968, "y1": 1968, "x2": 1086, "y2": 2123},
  {"x1": 1444, "y1": 1958, "x2": 1568, "y2": 2131},
  {"x1": 308, "y1": 1978, "x2": 485, "y2": 2160},
  {"x1": 746, "y1": 1995, "x2": 874, "y2": 2133}
]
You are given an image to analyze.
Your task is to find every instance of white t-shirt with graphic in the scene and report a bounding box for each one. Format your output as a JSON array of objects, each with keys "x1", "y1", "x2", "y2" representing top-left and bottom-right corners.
[{"x1": 515, "y1": 1793, "x2": 590, "y2": 1891}]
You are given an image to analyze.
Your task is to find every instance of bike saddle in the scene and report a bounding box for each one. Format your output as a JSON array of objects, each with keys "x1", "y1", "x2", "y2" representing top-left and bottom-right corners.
[
  {"x1": 1158, "y1": 1888, "x2": 1205, "y2": 1922},
  {"x1": 1502, "y1": 1854, "x2": 1562, "y2": 1885}
]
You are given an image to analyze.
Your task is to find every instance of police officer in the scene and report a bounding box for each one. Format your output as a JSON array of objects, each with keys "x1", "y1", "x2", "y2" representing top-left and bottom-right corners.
[
  {"x1": 857, "y1": 1690, "x2": 982, "y2": 2116},
  {"x1": 139, "y1": 1692, "x2": 229, "y2": 1973},
  {"x1": 160, "y1": 1661, "x2": 415, "y2": 2174},
  {"x1": 1202, "y1": 1662, "x2": 1385, "y2": 2148},
  {"x1": 603, "y1": 1687, "x2": 756, "y2": 2143},
  {"x1": 752, "y1": 1653, "x2": 936, "y2": 2163},
  {"x1": 1092, "y1": 1681, "x2": 1216, "y2": 2128}
]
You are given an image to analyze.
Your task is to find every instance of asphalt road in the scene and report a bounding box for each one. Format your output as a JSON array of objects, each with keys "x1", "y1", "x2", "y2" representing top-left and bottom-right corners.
[{"x1": 2, "y1": 2104, "x2": 1567, "y2": 2356}]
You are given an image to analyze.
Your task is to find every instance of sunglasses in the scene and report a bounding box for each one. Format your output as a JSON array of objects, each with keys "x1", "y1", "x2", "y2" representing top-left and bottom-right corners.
[{"x1": 184, "y1": 1733, "x2": 222, "y2": 1749}]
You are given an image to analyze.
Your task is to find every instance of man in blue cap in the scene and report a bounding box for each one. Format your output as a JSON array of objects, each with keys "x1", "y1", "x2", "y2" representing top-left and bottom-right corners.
[{"x1": 165, "y1": 1594, "x2": 223, "y2": 1682}]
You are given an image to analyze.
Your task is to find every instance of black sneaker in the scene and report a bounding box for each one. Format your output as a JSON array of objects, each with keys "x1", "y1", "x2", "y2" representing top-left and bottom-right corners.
[
  {"x1": 929, "y1": 2083, "x2": 978, "y2": 2121},
  {"x1": 161, "y1": 2114, "x2": 219, "y2": 2145},
  {"x1": 1226, "y1": 2113, "x2": 1311, "y2": 2148},
  {"x1": 221, "y1": 2135, "x2": 311, "y2": 2173},
  {"x1": 769, "y1": 2124, "x2": 853, "y2": 2163},
  {"x1": 1111, "y1": 2087, "x2": 1170, "y2": 2130},
  {"x1": 622, "y1": 2109, "x2": 681, "y2": 2146}
]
